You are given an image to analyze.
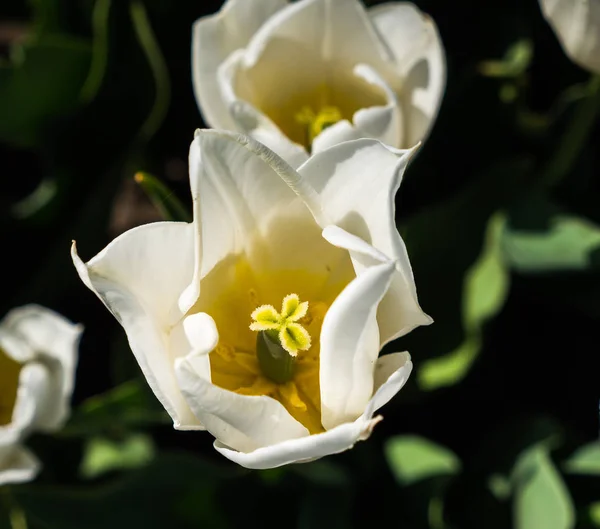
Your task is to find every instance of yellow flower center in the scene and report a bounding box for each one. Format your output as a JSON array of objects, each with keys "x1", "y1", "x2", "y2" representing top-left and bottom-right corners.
[
  {"x1": 190, "y1": 251, "x2": 354, "y2": 434},
  {"x1": 0, "y1": 348, "x2": 21, "y2": 426},
  {"x1": 250, "y1": 293, "x2": 312, "y2": 356},
  {"x1": 250, "y1": 294, "x2": 311, "y2": 385},
  {"x1": 294, "y1": 105, "x2": 343, "y2": 149}
]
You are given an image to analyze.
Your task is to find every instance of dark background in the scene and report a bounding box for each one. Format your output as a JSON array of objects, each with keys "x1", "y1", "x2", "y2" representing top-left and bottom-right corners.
[{"x1": 1, "y1": 0, "x2": 599, "y2": 527}]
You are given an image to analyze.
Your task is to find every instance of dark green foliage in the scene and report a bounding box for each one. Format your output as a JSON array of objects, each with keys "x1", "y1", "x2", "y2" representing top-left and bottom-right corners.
[{"x1": 1, "y1": 0, "x2": 599, "y2": 528}]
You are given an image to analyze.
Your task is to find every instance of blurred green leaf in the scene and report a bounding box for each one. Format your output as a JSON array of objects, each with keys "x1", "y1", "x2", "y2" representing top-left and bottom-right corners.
[
  {"x1": 590, "y1": 502, "x2": 600, "y2": 527},
  {"x1": 419, "y1": 213, "x2": 509, "y2": 389},
  {"x1": 0, "y1": 488, "x2": 26, "y2": 529},
  {"x1": 298, "y1": 488, "x2": 352, "y2": 529},
  {"x1": 64, "y1": 380, "x2": 169, "y2": 438},
  {"x1": 513, "y1": 445, "x2": 574, "y2": 529},
  {"x1": 564, "y1": 443, "x2": 600, "y2": 475},
  {"x1": 134, "y1": 172, "x2": 191, "y2": 222},
  {"x1": 0, "y1": 35, "x2": 91, "y2": 147},
  {"x1": 15, "y1": 454, "x2": 236, "y2": 529},
  {"x1": 464, "y1": 213, "x2": 509, "y2": 324},
  {"x1": 291, "y1": 459, "x2": 350, "y2": 488},
  {"x1": 28, "y1": 0, "x2": 64, "y2": 34},
  {"x1": 11, "y1": 177, "x2": 58, "y2": 219},
  {"x1": 385, "y1": 435, "x2": 461, "y2": 486},
  {"x1": 502, "y1": 215, "x2": 600, "y2": 272},
  {"x1": 80, "y1": 434, "x2": 156, "y2": 479},
  {"x1": 488, "y1": 473, "x2": 512, "y2": 501},
  {"x1": 479, "y1": 39, "x2": 533, "y2": 78},
  {"x1": 542, "y1": 74, "x2": 600, "y2": 188}
]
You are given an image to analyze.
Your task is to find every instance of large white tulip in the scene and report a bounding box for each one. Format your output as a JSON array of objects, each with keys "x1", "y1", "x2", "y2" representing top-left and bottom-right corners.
[
  {"x1": 72, "y1": 130, "x2": 431, "y2": 468},
  {"x1": 192, "y1": 0, "x2": 445, "y2": 167},
  {"x1": 540, "y1": 0, "x2": 600, "y2": 73},
  {"x1": 0, "y1": 305, "x2": 81, "y2": 485}
]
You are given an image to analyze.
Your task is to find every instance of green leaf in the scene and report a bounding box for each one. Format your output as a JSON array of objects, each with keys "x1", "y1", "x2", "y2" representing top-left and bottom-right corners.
[
  {"x1": 590, "y1": 502, "x2": 600, "y2": 527},
  {"x1": 134, "y1": 172, "x2": 191, "y2": 222},
  {"x1": 15, "y1": 454, "x2": 237, "y2": 529},
  {"x1": 502, "y1": 215, "x2": 600, "y2": 272},
  {"x1": 564, "y1": 443, "x2": 600, "y2": 475},
  {"x1": 478, "y1": 39, "x2": 533, "y2": 78},
  {"x1": 513, "y1": 445, "x2": 575, "y2": 529},
  {"x1": 11, "y1": 178, "x2": 58, "y2": 219},
  {"x1": 417, "y1": 335, "x2": 481, "y2": 392},
  {"x1": 419, "y1": 212, "x2": 509, "y2": 389},
  {"x1": 385, "y1": 435, "x2": 461, "y2": 486},
  {"x1": 291, "y1": 459, "x2": 350, "y2": 488},
  {"x1": 541, "y1": 74, "x2": 600, "y2": 188},
  {"x1": 63, "y1": 380, "x2": 169, "y2": 438},
  {"x1": 0, "y1": 35, "x2": 91, "y2": 147},
  {"x1": 80, "y1": 434, "x2": 155, "y2": 479},
  {"x1": 488, "y1": 474, "x2": 512, "y2": 500}
]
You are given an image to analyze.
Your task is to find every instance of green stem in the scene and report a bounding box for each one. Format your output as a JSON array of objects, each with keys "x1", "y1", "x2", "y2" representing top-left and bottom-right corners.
[
  {"x1": 1, "y1": 488, "x2": 28, "y2": 529},
  {"x1": 134, "y1": 171, "x2": 191, "y2": 222},
  {"x1": 130, "y1": 0, "x2": 170, "y2": 142},
  {"x1": 543, "y1": 74, "x2": 600, "y2": 188},
  {"x1": 80, "y1": 0, "x2": 112, "y2": 103}
]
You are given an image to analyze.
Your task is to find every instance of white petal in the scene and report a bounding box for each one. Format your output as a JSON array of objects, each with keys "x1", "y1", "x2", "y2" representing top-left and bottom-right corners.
[
  {"x1": 0, "y1": 306, "x2": 81, "y2": 431},
  {"x1": 183, "y1": 313, "x2": 219, "y2": 358},
  {"x1": 71, "y1": 222, "x2": 200, "y2": 430},
  {"x1": 369, "y1": 3, "x2": 446, "y2": 145},
  {"x1": 298, "y1": 140, "x2": 432, "y2": 344},
  {"x1": 175, "y1": 354, "x2": 308, "y2": 453},
  {"x1": 322, "y1": 224, "x2": 389, "y2": 265},
  {"x1": 368, "y1": 351, "x2": 413, "y2": 414},
  {"x1": 319, "y1": 242, "x2": 395, "y2": 430},
  {"x1": 213, "y1": 352, "x2": 412, "y2": 470},
  {"x1": 0, "y1": 446, "x2": 40, "y2": 486},
  {"x1": 192, "y1": 0, "x2": 288, "y2": 129},
  {"x1": 243, "y1": 0, "x2": 389, "y2": 71},
  {"x1": 216, "y1": 53, "x2": 309, "y2": 167},
  {"x1": 12, "y1": 363, "x2": 51, "y2": 435},
  {"x1": 183, "y1": 129, "x2": 321, "y2": 308},
  {"x1": 214, "y1": 416, "x2": 379, "y2": 469},
  {"x1": 539, "y1": 0, "x2": 600, "y2": 73},
  {"x1": 312, "y1": 64, "x2": 403, "y2": 152}
]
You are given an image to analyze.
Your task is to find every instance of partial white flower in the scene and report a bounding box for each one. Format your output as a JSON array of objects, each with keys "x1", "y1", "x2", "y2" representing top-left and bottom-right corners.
[
  {"x1": 540, "y1": 0, "x2": 600, "y2": 73},
  {"x1": 0, "y1": 305, "x2": 82, "y2": 485},
  {"x1": 192, "y1": 0, "x2": 445, "y2": 167},
  {"x1": 72, "y1": 129, "x2": 431, "y2": 468}
]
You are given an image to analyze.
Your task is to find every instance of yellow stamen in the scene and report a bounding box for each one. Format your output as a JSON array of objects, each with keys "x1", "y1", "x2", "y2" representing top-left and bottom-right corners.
[
  {"x1": 295, "y1": 105, "x2": 343, "y2": 147},
  {"x1": 250, "y1": 293, "x2": 311, "y2": 356}
]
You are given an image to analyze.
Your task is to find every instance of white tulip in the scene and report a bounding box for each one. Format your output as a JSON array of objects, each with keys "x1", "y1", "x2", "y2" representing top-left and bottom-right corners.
[
  {"x1": 540, "y1": 0, "x2": 600, "y2": 73},
  {"x1": 72, "y1": 129, "x2": 431, "y2": 468},
  {"x1": 0, "y1": 305, "x2": 81, "y2": 485},
  {"x1": 192, "y1": 0, "x2": 445, "y2": 167}
]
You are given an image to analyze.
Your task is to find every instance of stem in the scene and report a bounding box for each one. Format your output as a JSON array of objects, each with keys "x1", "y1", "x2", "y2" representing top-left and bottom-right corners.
[
  {"x1": 80, "y1": 0, "x2": 112, "y2": 103},
  {"x1": 130, "y1": 0, "x2": 171, "y2": 142},
  {"x1": 1, "y1": 488, "x2": 28, "y2": 529},
  {"x1": 134, "y1": 172, "x2": 191, "y2": 222},
  {"x1": 543, "y1": 74, "x2": 600, "y2": 188}
]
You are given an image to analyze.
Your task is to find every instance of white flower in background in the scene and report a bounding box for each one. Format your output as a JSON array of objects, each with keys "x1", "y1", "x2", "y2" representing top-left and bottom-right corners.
[
  {"x1": 192, "y1": 0, "x2": 445, "y2": 167},
  {"x1": 540, "y1": 0, "x2": 600, "y2": 73},
  {"x1": 72, "y1": 129, "x2": 431, "y2": 469},
  {"x1": 0, "y1": 306, "x2": 81, "y2": 485}
]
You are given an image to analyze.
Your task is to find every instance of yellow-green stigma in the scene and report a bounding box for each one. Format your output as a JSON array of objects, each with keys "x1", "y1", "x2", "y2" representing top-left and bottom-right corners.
[
  {"x1": 250, "y1": 293, "x2": 312, "y2": 384},
  {"x1": 295, "y1": 105, "x2": 343, "y2": 148}
]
